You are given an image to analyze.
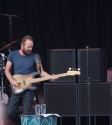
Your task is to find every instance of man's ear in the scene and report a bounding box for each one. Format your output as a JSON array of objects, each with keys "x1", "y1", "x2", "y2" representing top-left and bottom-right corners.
[{"x1": 21, "y1": 43, "x2": 24, "y2": 48}]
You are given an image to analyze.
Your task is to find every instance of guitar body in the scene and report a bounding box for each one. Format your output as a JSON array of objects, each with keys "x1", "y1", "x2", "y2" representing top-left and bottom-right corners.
[{"x1": 11, "y1": 73, "x2": 38, "y2": 94}]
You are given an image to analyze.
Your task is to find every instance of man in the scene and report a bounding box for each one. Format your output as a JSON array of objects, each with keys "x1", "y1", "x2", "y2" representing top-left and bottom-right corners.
[{"x1": 5, "y1": 35, "x2": 57, "y2": 125}]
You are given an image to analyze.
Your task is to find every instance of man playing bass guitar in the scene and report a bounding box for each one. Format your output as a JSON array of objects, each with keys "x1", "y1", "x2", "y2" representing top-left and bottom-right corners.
[{"x1": 5, "y1": 35, "x2": 57, "y2": 125}]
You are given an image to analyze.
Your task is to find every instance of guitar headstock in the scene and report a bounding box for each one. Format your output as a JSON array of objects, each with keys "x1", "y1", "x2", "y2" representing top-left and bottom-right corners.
[{"x1": 66, "y1": 68, "x2": 81, "y2": 76}]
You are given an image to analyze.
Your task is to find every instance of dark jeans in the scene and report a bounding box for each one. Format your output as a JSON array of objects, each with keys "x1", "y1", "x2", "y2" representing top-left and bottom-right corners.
[{"x1": 7, "y1": 90, "x2": 34, "y2": 125}]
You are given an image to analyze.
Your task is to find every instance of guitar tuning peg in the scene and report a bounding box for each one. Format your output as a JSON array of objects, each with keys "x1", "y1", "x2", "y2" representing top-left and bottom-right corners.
[
  {"x1": 69, "y1": 68, "x2": 74, "y2": 71},
  {"x1": 68, "y1": 68, "x2": 72, "y2": 71},
  {"x1": 78, "y1": 68, "x2": 80, "y2": 71}
]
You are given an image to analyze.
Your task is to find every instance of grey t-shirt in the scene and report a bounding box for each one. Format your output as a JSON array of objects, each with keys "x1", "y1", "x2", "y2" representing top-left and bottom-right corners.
[{"x1": 7, "y1": 50, "x2": 41, "y2": 75}]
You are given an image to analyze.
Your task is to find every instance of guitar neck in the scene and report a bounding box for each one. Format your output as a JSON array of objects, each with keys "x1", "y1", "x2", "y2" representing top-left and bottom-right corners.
[{"x1": 31, "y1": 73, "x2": 67, "y2": 83}]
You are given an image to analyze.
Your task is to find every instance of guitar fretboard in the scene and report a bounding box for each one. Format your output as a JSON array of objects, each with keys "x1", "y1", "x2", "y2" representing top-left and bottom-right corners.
[{"x1": 30, "y1": 73, "x2": 67, "y2": 83}]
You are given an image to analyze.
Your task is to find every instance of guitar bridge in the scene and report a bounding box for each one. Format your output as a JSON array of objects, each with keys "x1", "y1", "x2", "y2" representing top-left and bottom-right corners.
[{"x1": 15, "y1": 89, "x2": 24, "y2": 93}]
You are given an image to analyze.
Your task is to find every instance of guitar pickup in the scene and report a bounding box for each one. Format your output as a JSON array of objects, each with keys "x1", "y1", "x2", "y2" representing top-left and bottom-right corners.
[{"x1": 23, "y1": 80, "x2": 26, "y2": 85}]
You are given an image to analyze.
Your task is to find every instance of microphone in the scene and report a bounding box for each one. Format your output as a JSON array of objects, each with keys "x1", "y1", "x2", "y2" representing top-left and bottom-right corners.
[
  {"x1": 0, "y1": 14, "x2": 18, "y2": 17},
  {"x1": 0, "y1": 53, "x2": 5, "y2": 68},
  {"x1": 85, "y1": 45, "x2": 89, "y2": 49}
]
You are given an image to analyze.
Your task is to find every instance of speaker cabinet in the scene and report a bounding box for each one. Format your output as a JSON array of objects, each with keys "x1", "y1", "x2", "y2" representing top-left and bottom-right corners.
[
  {"x1": 78, "y1": 82, "x2": 110, "y2": 115},
  {"x1": 44, "y1": 83, "x2": 77, "y2": 116},
  {"x1": 77, "y1": 48, "x2": 107, "y2": 82},
  {"x1": 47, "y1": 49, "x2": 76, "y2": 82}
]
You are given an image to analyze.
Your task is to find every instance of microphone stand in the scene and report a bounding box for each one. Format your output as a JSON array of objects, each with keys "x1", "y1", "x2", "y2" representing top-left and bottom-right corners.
[
  {"x1": 0, "y1": 14, "x2": 18, "y2": 97},
  {"x1": 7, "y1": 14, "x2": 18, "y2": 50},
  {"x1": 0, "y1": 14, "x2": 18, "y2": 43},
  {"x1": 0, "y1": 53, "x2": 5, "y2": 103},
  {"x1": 85, "y1": 45, "x2": 91, "y2": 125}
]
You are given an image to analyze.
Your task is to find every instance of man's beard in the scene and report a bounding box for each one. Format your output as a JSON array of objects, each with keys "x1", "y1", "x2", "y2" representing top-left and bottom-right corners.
[{"x1": 22, "y1": 48, "x2": 31, "y2": 55}]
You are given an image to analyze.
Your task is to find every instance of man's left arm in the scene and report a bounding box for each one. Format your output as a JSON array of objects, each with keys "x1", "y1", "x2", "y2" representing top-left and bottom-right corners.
[{"x1": 39, "y1": 63, "x2": 57, "y2": 81}]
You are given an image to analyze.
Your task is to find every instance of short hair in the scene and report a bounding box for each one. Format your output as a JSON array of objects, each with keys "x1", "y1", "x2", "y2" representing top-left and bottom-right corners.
[{"x1": 21, "y1": 35, "x2": 33, "y2": 44}]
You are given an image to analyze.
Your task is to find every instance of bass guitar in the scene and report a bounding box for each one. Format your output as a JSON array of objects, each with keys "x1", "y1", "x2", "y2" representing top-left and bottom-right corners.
[{"x1": 11, "y1": 70, "x2": 80, "y2": 94}]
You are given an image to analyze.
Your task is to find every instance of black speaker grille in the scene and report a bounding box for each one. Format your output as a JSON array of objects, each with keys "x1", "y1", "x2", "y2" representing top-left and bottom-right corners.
[
  {"x1": 79, "y1": 83, "x2": 110, "y2": 115},
  {"x1": 44, "y1": 83, "x2": 77, "y2": 116},
  {"x1": 47, "y1": 49, "x2": 76, "y2": 82},
  {"x1": 78, "y1": 48, "x2": 107, "y2": 82}
]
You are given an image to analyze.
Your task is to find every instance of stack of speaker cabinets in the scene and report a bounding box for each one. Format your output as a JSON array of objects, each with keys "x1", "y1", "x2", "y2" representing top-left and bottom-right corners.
[{"x1": 44, "y1": 49, "x2": 111, "y2": 125}]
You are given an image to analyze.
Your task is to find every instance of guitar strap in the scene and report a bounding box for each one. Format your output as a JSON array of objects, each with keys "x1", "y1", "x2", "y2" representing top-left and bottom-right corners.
[
  {"x1": 34, "y1": 54, "x2": 43, "y2": 104},
  {"x1": 34, "y1": 54, "x2": 41, "y2": 75}
]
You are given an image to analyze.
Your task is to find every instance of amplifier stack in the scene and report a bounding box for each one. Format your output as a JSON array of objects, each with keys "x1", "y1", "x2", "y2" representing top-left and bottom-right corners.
[{"x1": 44, "y1": 48, "x2": 110, "y2": 125}]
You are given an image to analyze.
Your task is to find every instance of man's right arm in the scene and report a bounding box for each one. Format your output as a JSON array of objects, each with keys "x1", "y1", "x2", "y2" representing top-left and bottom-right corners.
[{"x1": 5, "y1": 61, "x2": 20, "y2": 86}]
